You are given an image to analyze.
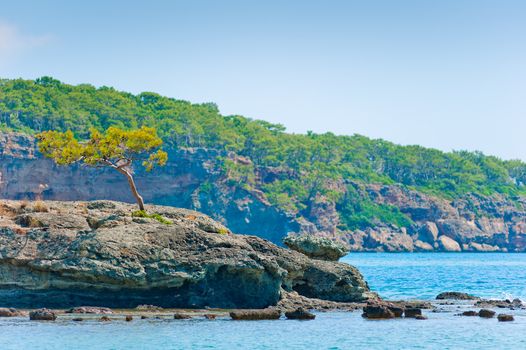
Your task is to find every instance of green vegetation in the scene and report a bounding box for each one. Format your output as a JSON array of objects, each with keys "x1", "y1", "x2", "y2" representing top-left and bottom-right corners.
[
  {"x1": 2, "y1": 77, "x2": 526, "y2": 230},
  {"x1": 132, "y1": 210, "x2": 172, "y2": 225},
  {"x1": 36, "y1": 126, "x2": 168, "y2": 210}
]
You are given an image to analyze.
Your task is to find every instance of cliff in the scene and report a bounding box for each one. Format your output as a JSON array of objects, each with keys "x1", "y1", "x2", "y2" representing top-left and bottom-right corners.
[
  {"x1": 2, "y1": 132, "x2": 526, "y2": 252},
  {"x1": 0, "y1": 199, "x2": 372, "y2": 308}
]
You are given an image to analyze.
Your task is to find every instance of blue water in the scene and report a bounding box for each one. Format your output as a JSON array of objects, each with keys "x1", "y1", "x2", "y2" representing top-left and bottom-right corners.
[
  {"x1": 0, "y1": 253, "x2": 525, "y2": 350},
  {"x1": 343, "y1": 252, "x2": 526, "y2": 300}
]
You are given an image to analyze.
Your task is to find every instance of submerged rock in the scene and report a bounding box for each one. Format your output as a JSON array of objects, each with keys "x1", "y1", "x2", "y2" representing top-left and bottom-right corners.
[
  {"x1": 0, "y1": 200, "x2": 372, "y2": 309},
  {"x1": 29, "y1": 309, "x2": 57, "y2": 321},
  {"x1": 284, "y1": 308, "x2": 316, "y2": 320},
  {"x1": 230, "y1": 309, "x2": 281, "y2": 320},
  {"x1": 460, "y1": 311, "x2": 479, "y2": 316},
  {"x1": 283, "y1": 234, "x2": 349, "y2": 261},
  {"x1": 173, "y1": 313, "x2": 192, "y2": 319}
]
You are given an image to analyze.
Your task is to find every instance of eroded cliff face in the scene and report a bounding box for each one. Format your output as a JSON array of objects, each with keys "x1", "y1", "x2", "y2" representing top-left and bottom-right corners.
[
  {"x1": 0, "y1": 200, "x2": 372, "y2": 308},
  {"x1": 2, "y1": 132, "x2": 526, "y2": 252}
]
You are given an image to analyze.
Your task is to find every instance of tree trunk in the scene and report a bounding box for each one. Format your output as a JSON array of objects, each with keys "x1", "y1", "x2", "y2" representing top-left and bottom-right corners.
[{"x1": 117, "y1": 168, "x2": 145, "y2": 211}]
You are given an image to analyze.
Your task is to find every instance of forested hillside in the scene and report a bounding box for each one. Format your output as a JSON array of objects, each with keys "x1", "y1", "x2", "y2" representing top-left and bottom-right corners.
[{"x1": 1, "y1": 77, "x2": 526, "y2": 240}]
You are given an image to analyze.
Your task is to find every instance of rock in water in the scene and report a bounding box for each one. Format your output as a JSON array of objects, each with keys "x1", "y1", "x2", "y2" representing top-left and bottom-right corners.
[
  {"x1": 230, "y1": 309, "x2": 281, "y2": 320},
  {"x1": 284, "y1": 308, "x2": 316, "y2": 320},
  {"x1": 66, "y1": 306, "x2": 113, "y2": 314},
  {"x1": 497, "y1": 314, "x2": 514, "y2": 322},
  {"x1": 0, "y1": 200, "x2": 373, "y2": 309},
  {"x1": 362, "y1": 302, "x2": 403, "y2": 319},
  {"x1": 29, "y1": 309, "x2": 57, "y2": 321},
  {"x1": 404, "y1": 308, "x2": 422, "y2": 318},
  {"x1": 0, "y1": 308, "x2": 24, "y2": 317},
  {"x1": 173, "y1": 313, "x2": 192, "y2": 319},
  {"x1": 436, "y1": 292, "x2": 479, "y2": 300},
  {"x1": 478, "y1": 309, "x2": 496, "y2": 318},
  {"x1": 460, "y1": 311, "x2": 479, "y2": 316},
  {"x1": 283, "y1": 234, "x2": 349, "y2": 261}
]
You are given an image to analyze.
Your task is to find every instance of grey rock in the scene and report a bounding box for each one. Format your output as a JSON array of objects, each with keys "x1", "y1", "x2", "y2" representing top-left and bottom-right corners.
[
  {"x1": 418, "y1": 222, "x2": 439, "y2": 244},
  {"x1": 414, "y1": 240, "x2": 434, "y2": 251},
  {"x1": 437, "y1": 236, "x2": 461, "y2": 252},
  {"x1": 283, "y1": 234, "x2": 348, "y2": 261}
]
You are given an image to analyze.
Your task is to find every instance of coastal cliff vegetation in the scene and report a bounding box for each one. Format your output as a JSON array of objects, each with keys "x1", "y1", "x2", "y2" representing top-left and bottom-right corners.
[{"x1": 1, "y1": 77, "x2": 526, "y2": 232}]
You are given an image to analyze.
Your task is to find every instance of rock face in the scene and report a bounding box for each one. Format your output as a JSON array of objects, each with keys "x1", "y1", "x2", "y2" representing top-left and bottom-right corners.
[
  {"x1": 4, "y1": 132, "x2": 526, "y2": 252},
  {"x1": 0, "y1": 200, "x2": 373, "y2": 309},
  {"x1": 283, "y1": 234, "x2": 348, "y2": 261}
]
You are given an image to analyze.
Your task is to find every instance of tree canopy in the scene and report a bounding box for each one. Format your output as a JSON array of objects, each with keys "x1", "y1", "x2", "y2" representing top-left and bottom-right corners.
[{"x1": 37, "y1": 126, "x2": 167, "y2": 210}]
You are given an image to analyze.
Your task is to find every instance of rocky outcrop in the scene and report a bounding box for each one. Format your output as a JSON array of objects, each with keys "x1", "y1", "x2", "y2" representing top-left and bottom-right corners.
[
  {"x1": 0, "y1": 200, "x2": 373, "y2": 309},
  {"x1": 283, "y1": 234, "x2": 348, "y2": 261},
  {"x1": 3, "y1": 132, "x2": 526, "y2": 252}
]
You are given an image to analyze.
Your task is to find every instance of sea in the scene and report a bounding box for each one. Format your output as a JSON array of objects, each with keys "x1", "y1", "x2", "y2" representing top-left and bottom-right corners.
[{"x1": 1, "y1": 253, "x2": 525, "y2": 350}]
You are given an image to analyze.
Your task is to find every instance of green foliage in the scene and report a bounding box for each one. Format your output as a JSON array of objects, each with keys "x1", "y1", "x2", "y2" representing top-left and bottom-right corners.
[
  {"x1": 4, "y1": 77, "x2": 526, "y2": 230},
  {"x1": 131, "y1": 210, "x2": 172, "y2": 225},
  {"x1": 36, "y1": 126, "x2": 168, "y2": 171},
  {"x1": 337, "y1": 186, "x2": 414, "y2": 230},
  {"x1": 217, "y1": 228, "x2": 229, "y2": 235}
]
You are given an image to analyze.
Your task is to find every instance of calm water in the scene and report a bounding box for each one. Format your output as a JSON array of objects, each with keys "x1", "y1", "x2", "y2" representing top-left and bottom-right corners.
[{"x1": 0, "y1": 253, "x2": 525, "y2": 350}]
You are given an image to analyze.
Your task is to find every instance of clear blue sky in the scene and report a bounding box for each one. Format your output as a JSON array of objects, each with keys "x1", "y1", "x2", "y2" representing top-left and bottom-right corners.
[{"x1": 1, "y1": 0, "x2": 525, "y2": 160}]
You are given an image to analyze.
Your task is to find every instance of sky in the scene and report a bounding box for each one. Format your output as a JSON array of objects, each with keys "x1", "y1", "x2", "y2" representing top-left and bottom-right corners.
[{"x1": 0, "y1": 0, "x2": 525, "y2": 160}]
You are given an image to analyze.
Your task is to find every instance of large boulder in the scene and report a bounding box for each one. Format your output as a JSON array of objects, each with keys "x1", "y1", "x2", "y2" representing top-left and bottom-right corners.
[
  {"x1": 283, "y1": 234, "x2": 349, "y2": 261},
  {"x1": 418, "y1": 222, "x2": 439, "y2": 244},
  {"x1": 437, "y1": 235, "x2": 461, "y2": 252},
  {"x1": 0, "y1": 200, "x2": 373, "y2": 309}
]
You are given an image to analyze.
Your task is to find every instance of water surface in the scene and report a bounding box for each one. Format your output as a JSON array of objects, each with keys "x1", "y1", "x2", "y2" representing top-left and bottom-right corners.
[{"x1": 1, "y1": 253, "x2": 525, "y2": 349}]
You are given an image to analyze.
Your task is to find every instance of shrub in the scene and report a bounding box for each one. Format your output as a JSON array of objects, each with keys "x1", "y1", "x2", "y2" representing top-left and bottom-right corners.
[
  {"x1": 132, "y1": 210, "x2": 172, "y2": 225},
  {"x1": 32, "y1": 201, "x2": 49, "y2": 213}
]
